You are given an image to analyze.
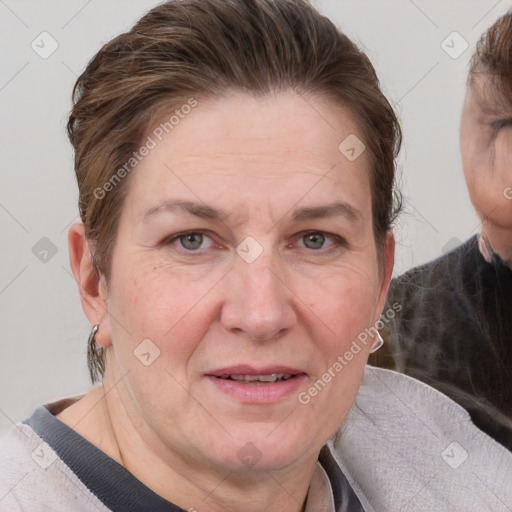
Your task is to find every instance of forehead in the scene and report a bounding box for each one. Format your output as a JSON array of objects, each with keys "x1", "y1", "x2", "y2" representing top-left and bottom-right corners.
[
  {"x1": 128, "y1": 91, "x2": 373, "y2": 220},
  {"x1": 151, "y1": 91, "x2": 365, "y2": 158},
  {"x1": 467, "y1": 74, "x2": 512, "y2": 115}
]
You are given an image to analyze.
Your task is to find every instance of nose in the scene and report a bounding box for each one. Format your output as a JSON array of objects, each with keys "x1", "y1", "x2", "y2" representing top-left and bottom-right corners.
[{"x1": 220, "y1": 254, "x2": 297, "y2": 341}]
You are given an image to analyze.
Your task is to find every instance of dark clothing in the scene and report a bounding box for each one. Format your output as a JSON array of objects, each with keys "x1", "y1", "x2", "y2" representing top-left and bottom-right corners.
[
  {"x1": 24, "y1": 403, "x2": 186, "y2": 512},
  {"x1": 371, "y1": 235, "x2": 512, "y2": 450}
]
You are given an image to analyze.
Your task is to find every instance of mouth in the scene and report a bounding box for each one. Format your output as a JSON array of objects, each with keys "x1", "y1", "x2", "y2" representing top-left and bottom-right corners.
[
  {"x1": 207, "y1": 365, "x2": 305, "y2": 382},
  {"x1": 216, "y1": 373, "x2": 296, "y2": 385},
  {"x1": 205, "y1": 365, "x2": 306, "y2": 402}
]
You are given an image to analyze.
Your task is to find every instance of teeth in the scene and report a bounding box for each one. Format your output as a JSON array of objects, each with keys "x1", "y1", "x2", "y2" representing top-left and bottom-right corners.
[{"x1": 219, "y1": 373, "x2": 293, "y2": 383}]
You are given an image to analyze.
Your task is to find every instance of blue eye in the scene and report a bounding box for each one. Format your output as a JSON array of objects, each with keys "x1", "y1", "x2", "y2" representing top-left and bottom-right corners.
[
  {"x1": 492, "y1": 119, "x2": 512, "y2": 130},
  {"x1": 179, "y1": 233, "x2": 204, "y2": 250},
  {"x1": 302, "y1": 232, "x2": 326, "y2": 249},
  {"x1": 297, "y1": 231, "x2": 346, "y2": 252},
  {"x1": 162, "y1": 231, "x2": 219, "y2": 255}
]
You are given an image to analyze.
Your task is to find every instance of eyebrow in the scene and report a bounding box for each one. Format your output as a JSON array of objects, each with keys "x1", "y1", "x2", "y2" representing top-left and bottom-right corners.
[
  {"x1": 474, "y1": 87, "x2": 512, "y2": 117},
  {"x1": 291, "y1": 201, "x2": 363, "y2": 223},
  {"x1": 143, "y1": 200, "x2": 229, "y2": 221},
  {"x1": 143, "y1": 199, "x2": 363, "y2": 225}
]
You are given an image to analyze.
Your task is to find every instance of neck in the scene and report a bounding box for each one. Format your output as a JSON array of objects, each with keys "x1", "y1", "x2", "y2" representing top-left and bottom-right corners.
[
  {"x1": 481, "y1": 222, "x2": 512, "y2": 267},
  {"x1": 61, "y1": 367, "x2": 318, "y2": 512}
]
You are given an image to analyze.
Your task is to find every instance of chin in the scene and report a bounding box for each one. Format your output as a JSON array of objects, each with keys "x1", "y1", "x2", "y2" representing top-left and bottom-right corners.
[{"x1": 207, "y1": 428, "x2": 314, "y2": 472}]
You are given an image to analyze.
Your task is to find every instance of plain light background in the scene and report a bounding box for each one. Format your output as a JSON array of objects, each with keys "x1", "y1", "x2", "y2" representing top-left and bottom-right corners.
[{"x1": 1, "y1": 0, "x2": 510, "y2": 434}]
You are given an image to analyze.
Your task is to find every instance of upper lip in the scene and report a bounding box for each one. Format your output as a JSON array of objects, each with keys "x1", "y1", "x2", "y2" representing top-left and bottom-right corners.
[{"x1": 206, "y1": 365, "x2": 305, "y2": 377}]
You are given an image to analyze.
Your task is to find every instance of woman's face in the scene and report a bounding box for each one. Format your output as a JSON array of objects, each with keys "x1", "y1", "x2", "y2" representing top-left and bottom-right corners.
[
  {"x1": 460, "y1": 76, "x2": 512, "y2": 230},
  {"x1": 102, "y1": 91, "x2": 392, "y2": 472}
]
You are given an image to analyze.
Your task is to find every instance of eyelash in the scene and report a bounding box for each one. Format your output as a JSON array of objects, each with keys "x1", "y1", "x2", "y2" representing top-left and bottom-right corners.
[
  {"x1": 491, "y1": 119, "x2": 512, "y2": 130},
  {"x1": 292, "y1": 231, "x2": 346, "y2": 252},
  {"x1": 162, "y1": 231, "x2": 217, "y2": 252},
  {"x1": 163, "y1": 230, "x2": 346, "y2": 253}
]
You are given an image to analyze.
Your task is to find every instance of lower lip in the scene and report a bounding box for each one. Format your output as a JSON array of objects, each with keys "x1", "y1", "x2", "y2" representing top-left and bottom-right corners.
[{"x1": 206, "y1": 374, "x2": 307, "y2": 403}]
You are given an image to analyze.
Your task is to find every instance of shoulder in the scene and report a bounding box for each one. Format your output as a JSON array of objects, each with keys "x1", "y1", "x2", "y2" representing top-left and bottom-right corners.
[
  {"x1": 329, "y1": 367, "x2": 512, "y2": 511},
  {"x1": 0, "y1": 407, "x2": 109, "y2": 512},
  {"x1": 384, "y1": 236, "x2": 482, "y2": 332},
  {"x1": 390, "y1": 236, "x2": 479, "y2": 296}
]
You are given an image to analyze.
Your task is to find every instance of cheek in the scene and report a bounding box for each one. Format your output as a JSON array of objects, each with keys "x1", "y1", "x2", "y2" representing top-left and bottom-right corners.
[
  {"x1": 304, "y1": 266, "x2": 379, "y2": 353},
  {"x1": 494, "y1": 131, "x2": 512, "y2": 182},
  {"x1": 465, "y1": 133, "x2": 512, "y2": 223},
  {"x1": 320, "y1": 259, "x2": 377, "y2": 310},
  {"x1": 461, "y1": 132, "x2": 493, "y2": 201},
  {"x1": 463, "y1": 132, "x2": 487, "y2": 174},
  {"x1": 107, "y1": 260, "x2": 223, "y2": 367}
]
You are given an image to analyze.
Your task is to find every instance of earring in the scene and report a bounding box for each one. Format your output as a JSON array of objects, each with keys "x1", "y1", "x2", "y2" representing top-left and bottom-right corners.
[
  {"x1": 88, "y1": 324, "x2": 99, "y2": 341},
  {"x1": 370, "y1": 332, "x2": 384, "y2": 353},
  {"x1": 87, "y1": 324, "x2": 105, "y2": 383}
]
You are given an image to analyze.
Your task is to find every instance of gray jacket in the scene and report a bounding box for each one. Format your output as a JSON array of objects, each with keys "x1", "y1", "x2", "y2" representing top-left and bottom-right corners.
[{"x1": 1, "y1": 366, "x2": 511, "y2": 511}]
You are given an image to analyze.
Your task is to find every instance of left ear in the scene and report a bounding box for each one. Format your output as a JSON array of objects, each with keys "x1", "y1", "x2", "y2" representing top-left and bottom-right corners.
[{"x1": 373, "y1": 231, "x2": 395, "y2": 323}]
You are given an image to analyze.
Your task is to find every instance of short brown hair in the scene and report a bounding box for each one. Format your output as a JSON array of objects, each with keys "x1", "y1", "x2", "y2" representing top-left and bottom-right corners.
[
  {"x1": 469, "y1": 11, "x2": 512, "y2": 106},
  {"x1": 68, "y1": 0, "x2": 402, "y2": 382}
]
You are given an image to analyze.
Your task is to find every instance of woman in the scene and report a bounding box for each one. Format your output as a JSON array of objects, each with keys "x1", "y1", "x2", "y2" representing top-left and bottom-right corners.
[
  {"x1": 373, "y1": 12, "x2": 512, "y2": 451},
  {"x1": 1, "y1": 1, "x2": 511, "y2": 511}
]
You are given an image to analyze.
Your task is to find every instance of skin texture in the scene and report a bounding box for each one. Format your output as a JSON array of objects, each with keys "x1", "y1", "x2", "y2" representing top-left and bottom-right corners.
[
  {"x1": 460, "y1": 76, "x2": 512, "y2": 265},
  {"x1": 62, "y1": 91, "x2": 394, "y2": 512}
]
